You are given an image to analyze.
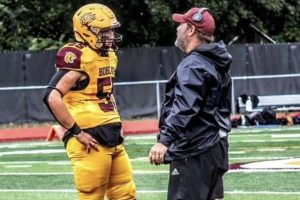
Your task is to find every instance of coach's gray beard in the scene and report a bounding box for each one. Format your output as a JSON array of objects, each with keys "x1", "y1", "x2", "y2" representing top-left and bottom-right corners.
[{"x1": 175, "y1": 37, "x2": 186, "y2": 52}]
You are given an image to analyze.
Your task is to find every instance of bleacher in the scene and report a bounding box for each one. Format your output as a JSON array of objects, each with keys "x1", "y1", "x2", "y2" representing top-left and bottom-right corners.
[{"x1": 238, "y1": 94, "x2": 300, "y2": 113}]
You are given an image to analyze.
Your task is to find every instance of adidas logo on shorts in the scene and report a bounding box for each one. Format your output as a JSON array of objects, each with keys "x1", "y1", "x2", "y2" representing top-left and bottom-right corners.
[{"x1": 171, "y1": 168, "x2": 179, "y2": 175}]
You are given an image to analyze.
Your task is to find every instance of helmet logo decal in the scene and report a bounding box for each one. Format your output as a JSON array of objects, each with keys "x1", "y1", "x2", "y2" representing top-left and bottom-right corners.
[
  {"x1": 80, "y1": 12, "x2": 96, "y2": 25},
  {"x1": 64, "y1": 51, "x2": 77, "y2": 64}
]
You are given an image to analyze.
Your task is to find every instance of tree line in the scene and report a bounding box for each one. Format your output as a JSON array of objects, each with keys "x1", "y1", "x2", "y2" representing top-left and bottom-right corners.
[{"x1": 0, "y1": 0, "x2": 299, "y2": 50}]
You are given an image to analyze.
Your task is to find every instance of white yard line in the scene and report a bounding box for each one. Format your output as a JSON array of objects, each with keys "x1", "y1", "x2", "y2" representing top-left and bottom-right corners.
[
  {"x1": 229, "y1": 139, "x2": 300, "y2": 143},
  {"x1": 0, "y1": 161, "x2": 69, "y2": 165},
  {"x1": 126, "y1": 134, "x2": 300, "y2": 142},
  {"x1": 0, "y1": 189, "x2": 75, "y2": 193},
  {"x1": 229, "y1": 169, "x2": 300, "y2": 172},
  {"x1": 0, "y1": 142, "x2": 61, "y2": 149},
  {"x1": 125, "y1": 135, "x2": 156, "y2": 140},
  {"x1": 233, "y1": 146, "x2": 300, "y2": 150},
  {"x1": 4, "y1": 165, "x2": 31, "y2": 168},
  {"x1": 231, "y1": 126, "x2": 300, "y2": 133},
  {"x1": 0, "y1": 158, "x2": 149, "y2": 164},
  {"x1": 0, "y1": 156, "x2": 296, "y2": 165},
  {"x1": 0, "y1": 149, "x2": 65, "y2": 156},
  {"x1": 257, "y1": 148, "x2": 286, "y2": 152},
  {"x1": 0, "y1": 171, "x2": 169, "y2": 176},
  {"x1": 1, "y1": 168, "x2": 300, "y2": 176},
  {"x1": 126, "y1": 142, "x2": 154, "y2": 145},
  {"x1": 230, "y1": 157, "x2": 293, "y2": 160},
  {"x1": 127, "y1": 139, "x2": 300, "y2": 144},
  {"x1": 47, "y1": 161, "x2": 70, "y2": 165},
  {"x1": 134, "y1": 170, "x2": 168, "y2": 174},
  {"x1": 0, "y1": 189, "x2": 299, "y2": 195},
  {"x1": 229, "y1": 151, "x2": 246, "y2": 154},
  {"x1": 225, "y1": 191, "x2": 300, "y2": 195},
  {"x1": 0, "y1": 172, "x2": 73, "y2": 175},
  {"x1": 130, "y1": 157, "x2": 148, "y2": 161},
  {"x1": 272, "y1": 134, "x2": 300, "y2": 138},
  {"x1": 0, "y1": 145, "x2": 293, "y2": 158}
]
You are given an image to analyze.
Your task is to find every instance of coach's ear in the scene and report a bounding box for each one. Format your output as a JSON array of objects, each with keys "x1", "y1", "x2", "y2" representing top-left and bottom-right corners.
[{"x1": 187, "y1": 24, "x2": 197, "y2": 37}]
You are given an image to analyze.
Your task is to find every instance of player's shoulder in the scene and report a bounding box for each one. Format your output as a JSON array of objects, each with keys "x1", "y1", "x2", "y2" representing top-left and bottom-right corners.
[
  {"x1": 108, "y1": 50, "x2": 117, "y2": 61},
  {"x1": 56, "y1": 42, "x2": 94, "y2": 70}
]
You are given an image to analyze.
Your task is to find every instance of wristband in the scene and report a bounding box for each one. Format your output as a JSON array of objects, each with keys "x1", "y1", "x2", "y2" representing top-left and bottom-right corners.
[{"x1": 68, "y1": 122, "x2": 82, "y2": 135}]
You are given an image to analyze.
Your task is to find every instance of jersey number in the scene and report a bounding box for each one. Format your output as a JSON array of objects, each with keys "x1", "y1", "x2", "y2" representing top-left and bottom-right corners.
[{"x1": 97, "y1": 77, "x2": 114, "y2": 112}]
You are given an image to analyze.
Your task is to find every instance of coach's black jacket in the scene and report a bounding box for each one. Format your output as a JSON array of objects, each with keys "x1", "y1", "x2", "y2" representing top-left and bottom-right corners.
[{"x1": 158, "y1": 41, "x2": 232, "y2": 162}]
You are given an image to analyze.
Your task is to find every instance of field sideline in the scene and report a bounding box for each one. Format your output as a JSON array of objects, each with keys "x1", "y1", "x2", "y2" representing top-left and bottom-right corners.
[{"x1": 0, "y1": 126, "x2": 300, "y2": 200}]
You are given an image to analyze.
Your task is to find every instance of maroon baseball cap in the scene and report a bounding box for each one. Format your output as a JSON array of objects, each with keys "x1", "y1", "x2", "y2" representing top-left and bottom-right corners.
[{"x1": 172, "y1": 7, "x2": 215, "y2": 36}]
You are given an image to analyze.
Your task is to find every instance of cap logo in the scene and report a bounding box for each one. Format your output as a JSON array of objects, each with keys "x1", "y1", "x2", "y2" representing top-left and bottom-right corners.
[{"x1": 64, "y1": 51, "x2": 77, "y2": 64}]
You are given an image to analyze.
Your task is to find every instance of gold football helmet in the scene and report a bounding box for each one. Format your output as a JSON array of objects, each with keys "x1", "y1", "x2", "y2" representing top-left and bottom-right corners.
[{"x1": 73, "y1": 4, "x2": 122, "y2": 51}]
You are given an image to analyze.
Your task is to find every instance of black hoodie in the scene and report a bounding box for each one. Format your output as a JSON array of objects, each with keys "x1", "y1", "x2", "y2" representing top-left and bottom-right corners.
[{"x1": 158, "y1": 41, "x2": 232, "y2": 162}]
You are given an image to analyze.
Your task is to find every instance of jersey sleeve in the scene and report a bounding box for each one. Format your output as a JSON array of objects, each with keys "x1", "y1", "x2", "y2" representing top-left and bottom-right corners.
[{"x1": 55, "y1": 45, "x2": 83, "y2": 71}]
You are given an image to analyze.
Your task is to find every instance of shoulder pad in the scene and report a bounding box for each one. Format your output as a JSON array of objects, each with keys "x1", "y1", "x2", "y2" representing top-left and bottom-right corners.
[{"x1": 56, "y1": 43, "x2": 83, "y2": 70}]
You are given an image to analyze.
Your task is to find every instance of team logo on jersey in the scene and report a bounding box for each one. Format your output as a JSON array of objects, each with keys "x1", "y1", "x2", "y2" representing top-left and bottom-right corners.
[
  {"x1": 64, "y1": 51, "x2": 77, "y2": 64},
  {"x1": 80, "y1": 12, "x2": 96, "y2": 25}
]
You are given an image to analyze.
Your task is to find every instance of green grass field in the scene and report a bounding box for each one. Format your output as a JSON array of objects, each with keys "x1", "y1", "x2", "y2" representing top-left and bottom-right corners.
[{"x1": 0, "y1": 126, "x2": 300, "y2": 200}]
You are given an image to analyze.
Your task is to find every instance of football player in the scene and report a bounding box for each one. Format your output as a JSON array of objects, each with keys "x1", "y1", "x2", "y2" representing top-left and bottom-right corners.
[{"x1": 43, "y1": 4, "x2": 136, "y2": 200}]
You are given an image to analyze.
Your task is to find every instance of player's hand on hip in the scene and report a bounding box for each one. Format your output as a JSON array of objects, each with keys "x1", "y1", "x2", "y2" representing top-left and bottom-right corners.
[
  {"x1": 75, "y1": 132, "x2": 99, "y2": 153},
  {"x1": 149, "y1": 142, "x2": 167, "y2": 165}
]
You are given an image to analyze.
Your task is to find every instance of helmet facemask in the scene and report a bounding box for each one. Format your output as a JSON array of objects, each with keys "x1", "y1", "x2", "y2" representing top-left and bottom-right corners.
[{"x1": 90, "y1": 26, "x2": 123, "y2": 51}]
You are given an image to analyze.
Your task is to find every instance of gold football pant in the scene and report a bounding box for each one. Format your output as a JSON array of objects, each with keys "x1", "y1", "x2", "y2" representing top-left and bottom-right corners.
[{"x1": 66, "y1": 137, "x2": 136, "y2": 200}]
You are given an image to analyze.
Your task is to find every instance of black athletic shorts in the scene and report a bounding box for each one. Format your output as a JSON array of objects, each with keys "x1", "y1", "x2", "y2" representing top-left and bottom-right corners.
[{"x1": 167, "y1": 139, "x2": 229, "y2": 200}]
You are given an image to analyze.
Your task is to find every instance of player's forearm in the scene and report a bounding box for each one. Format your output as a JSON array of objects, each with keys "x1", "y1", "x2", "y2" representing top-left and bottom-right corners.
[{"x1": 47, "y1": 91, "x2": 75, "y2": 129}]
